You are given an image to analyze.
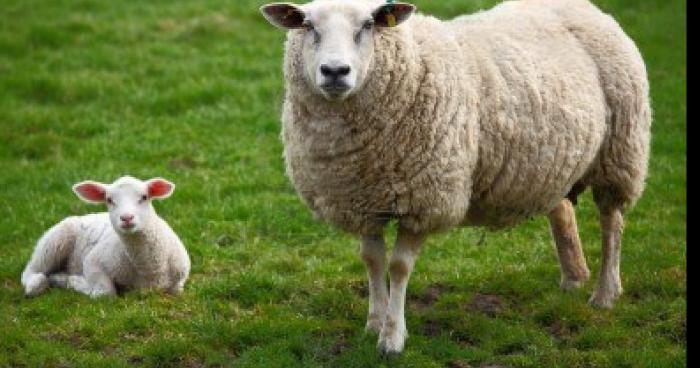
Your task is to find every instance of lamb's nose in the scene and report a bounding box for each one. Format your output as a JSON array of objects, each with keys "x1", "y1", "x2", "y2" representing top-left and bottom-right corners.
[
  {"x1": 320, "y1": 64, "x2": 351, "y2": 78},
  {"x1": 120, "y1": 214, "x2": 134, "y2": 223}
]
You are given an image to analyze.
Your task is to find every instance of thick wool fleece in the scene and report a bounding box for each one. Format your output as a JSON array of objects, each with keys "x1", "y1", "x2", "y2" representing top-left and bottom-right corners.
[{"x1": 281, "y1": 0, "x2": 650, "y2": 235}]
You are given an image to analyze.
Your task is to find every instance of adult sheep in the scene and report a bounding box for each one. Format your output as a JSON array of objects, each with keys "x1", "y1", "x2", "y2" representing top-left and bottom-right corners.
[{"x1": 261, "y1": 0, "x2": 651, "y2": 355}]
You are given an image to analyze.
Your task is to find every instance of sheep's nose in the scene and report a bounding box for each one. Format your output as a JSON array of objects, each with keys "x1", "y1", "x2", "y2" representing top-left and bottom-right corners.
[
  {"x1": 320, "y1": 64, "x2": 351, "y2": 79},
  {"x1": 120, "y1": 214, "x2": 134, "y2": 223}
]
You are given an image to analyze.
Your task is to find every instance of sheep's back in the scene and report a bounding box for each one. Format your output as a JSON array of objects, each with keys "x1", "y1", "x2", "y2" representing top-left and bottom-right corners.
[{"x1": 452, "y1": 0, "x2": 609, "y2": 227}]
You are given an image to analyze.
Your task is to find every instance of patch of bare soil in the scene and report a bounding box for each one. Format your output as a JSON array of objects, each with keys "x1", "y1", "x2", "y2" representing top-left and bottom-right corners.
[{"x1": 466, "y1": 293, "x2": 503, "y2": 316}]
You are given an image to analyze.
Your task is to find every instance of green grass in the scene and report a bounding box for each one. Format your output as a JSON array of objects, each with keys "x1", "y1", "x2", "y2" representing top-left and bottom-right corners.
[{"x1": 0, "y1": 0, "x2": 685, "y2": 367}]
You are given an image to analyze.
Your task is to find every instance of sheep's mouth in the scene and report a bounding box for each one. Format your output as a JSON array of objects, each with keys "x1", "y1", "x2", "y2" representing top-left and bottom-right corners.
[
  {"x1": 120, "y1": 223, "x2": 136, "y2": 231},
  {"x1": 320, "y1": 82, "x2": 351, "y2": 100}
]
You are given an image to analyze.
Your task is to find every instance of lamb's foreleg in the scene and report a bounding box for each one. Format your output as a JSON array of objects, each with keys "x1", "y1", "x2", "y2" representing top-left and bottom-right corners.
[
  {"x1": 378, "y1": 228, "x2": 425, "y2": 355},
  {"x1": 360, "y1": 234, "x2": 388, "y2": 333},
  {"x1": 57, "y1": 258, "x2": 117, "y2": 298},
  {"x1": 548, "y1": 199, "x2": 590, "y2": 291},
  {"x1": 50, "y1": 272, "x2": 115, "y2": 297}
]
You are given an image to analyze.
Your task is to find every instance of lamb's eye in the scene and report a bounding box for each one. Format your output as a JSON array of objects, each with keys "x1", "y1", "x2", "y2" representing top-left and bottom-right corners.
[
  {"x1": 107, "y1": 197, "x2": 114, "y2": 205},
  {"x1": 141, "y1": 195, "x2": 148, "y2": 202},
  {"x1": 362, "y1": 20, "x2": 374, "y2": 30}
]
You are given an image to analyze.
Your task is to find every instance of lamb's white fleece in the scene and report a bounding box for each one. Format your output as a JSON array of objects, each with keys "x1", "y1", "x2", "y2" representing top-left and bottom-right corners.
[{"x1": 21, "y1": 177, "x2": 190, "y2": 298}]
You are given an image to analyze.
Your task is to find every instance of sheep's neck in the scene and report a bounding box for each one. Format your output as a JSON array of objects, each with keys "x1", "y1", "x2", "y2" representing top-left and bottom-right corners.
[{"x1": 118, "y1": 217, "x2": 167, "y2": 276}]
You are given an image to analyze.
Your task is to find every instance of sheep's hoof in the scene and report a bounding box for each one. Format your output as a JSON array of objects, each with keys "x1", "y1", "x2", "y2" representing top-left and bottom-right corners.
[
  {"x1": 24, "y1": 274, "x2": 49, "y2": 297},
  {"x1": 588, "y1": 286, "x2": 622, "y2": 309},
  {"x1": 377, "y1": 326, "x2": 407, "y2": 356},
  {"x1": 167, "y1": 287, "x2": 184, "y2": 295},
  {"x1": 560, "y1": 278, "x2": 586, "y2": 292},
  {"x1": 588, "y1": 294, "x2": 615, "y2": 309},
  {"x1": 560, "y1": 267, "x2": 591, "y2": 292}
]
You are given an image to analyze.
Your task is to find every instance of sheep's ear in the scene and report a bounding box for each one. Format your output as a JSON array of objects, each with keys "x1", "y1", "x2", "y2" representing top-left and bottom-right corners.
[
  {"x1": 373, "y1": 2, "x2": 416, "y2": 28},
  {"x1": 260, "y1": 3, "x2": 305, "y2": 29},
  {"x1": 147, "y1": 178, "x2": 175, "y2": 200},
  {"x1": 73, "y1": 181, "x2": 107, "y2": 204}
]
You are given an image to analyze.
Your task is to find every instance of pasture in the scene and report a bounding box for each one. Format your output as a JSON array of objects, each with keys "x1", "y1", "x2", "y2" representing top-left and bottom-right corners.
[{"x1": 0, "y1": 0, "x2": 685, "y2": 366}]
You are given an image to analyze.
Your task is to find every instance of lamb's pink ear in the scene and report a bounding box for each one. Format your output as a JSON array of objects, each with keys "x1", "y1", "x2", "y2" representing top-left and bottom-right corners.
[
  {"x1": 260, "y1": 3, "x2": 305, "y2": 29},
  {"x1": 373, "y1": 2, "x2": 416, "y2": 28},
  {"x1": 147, "y1": 178, "x2": 175, "y2": 200},
  {"x1": 72, "y1": 181, "x2": 107, "y2": 204}
]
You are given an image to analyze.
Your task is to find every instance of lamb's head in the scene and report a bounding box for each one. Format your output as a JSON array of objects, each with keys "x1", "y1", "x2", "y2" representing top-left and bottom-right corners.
[
  {"x1": 262, "y1": 0, "x2": 415, "y2": 101},
  {"x1": 72, "y1": 176, "x2": 175, "y2": 235}
]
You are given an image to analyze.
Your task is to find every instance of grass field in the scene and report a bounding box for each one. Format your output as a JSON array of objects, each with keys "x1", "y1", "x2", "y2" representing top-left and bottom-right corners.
[{"x1": 0, "y1": 0, "x2": 686, "y2": 367}]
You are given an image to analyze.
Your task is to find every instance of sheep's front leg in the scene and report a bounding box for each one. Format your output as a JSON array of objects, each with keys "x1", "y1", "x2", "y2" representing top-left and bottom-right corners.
[
  {"x1": 360, "y1": 235, "x2": 388, "y2": 333},
  {"x1": 49, "y1": 273, "x2": 114, "y2": 297},
  {"x1": 64, "y1": 275, "x2": 92, "y2": 295},
  {"x1": 548, "y1": 199, "x2": 590, "y2": 291},
  {"x1": 85, "y1": 270, "x2": 117, "y2": 298},
  {"x1": 65, "y1": 261, "x2": 117, "y2": 298},
  {"x1": 589, "y1": 206, "x2": 624, "y2": 309},
  {"x1": 378, "y1": 228, "x2": 425, "y2": 355}
]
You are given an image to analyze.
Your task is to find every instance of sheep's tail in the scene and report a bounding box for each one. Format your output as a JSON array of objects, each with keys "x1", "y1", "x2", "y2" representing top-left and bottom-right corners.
[{"x1": 21, "y1": 218, "x2": 78, "y2": 297}]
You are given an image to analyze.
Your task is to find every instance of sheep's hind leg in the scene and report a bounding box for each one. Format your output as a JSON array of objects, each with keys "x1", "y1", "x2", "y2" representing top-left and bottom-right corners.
[
  {"x1": 360, "y1": 234, "x2": 388, "y2": 334},
  {"x1": 548, "y1": 199, "x2": 590, "y2": 291},
  {"x1": 22, "y1": 273, "x2": 49, "y2": 297},
  {"x1": 378, "y1": 228, "x2": 425, "y2": 356},
  {"x1": 21, "y1": 219, "x2": 77, "y2": 297},
  {"x1": 589, "y1": 189, "x2": 625, "y2": 309},
  {"x1": 48, "y1": 273, "x2": 71, "y2": 288}
]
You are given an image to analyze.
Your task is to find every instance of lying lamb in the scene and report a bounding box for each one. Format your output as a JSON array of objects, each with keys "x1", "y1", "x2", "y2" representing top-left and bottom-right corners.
[
  {"x1": 21, "y1": 176, "x2": 190, "y2": 298},
  {"x1": 261, "y1": 0, "x2": 651, "y2": 354}
]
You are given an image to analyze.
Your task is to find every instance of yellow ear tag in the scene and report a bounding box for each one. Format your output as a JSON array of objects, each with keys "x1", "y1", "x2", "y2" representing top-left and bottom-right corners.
[{"x1": 386, "y1": 13, "x2": 397, "y2": 27}]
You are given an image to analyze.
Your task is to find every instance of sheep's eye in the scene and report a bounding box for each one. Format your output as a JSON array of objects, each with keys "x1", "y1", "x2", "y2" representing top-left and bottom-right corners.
[
  {"x1": 106, "y1": 198, "x2": 114, "y2": 205},
  {"x1": 141, "y1": 195, "x2": 148, "y2": 202},
  {"x1": 356, "y1": 21, "x2": 373, "y2": 43},
  {"x1": 302, "y1": 20, "x2": 314, "y2": 31},
  {"x1": 302, "y1": 21, "x2": 321, "y2": 43}
]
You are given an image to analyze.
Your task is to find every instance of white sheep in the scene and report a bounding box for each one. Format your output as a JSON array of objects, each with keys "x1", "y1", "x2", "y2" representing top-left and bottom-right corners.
[
  {"x1": 21, "y1": 176, "x2": 191, "y2": 298},
  {"x1": 261, "y1": 0, "x2": 651, "y2": 354}
]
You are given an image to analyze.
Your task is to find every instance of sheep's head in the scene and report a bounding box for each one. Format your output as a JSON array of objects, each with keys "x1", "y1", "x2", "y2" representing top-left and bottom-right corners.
[
  {"x1": 73, "y1": 176, "x2": 175, "y2": 235},
  {"x1": 262, "y1": 0, "x2": 415, "y2": 101}
]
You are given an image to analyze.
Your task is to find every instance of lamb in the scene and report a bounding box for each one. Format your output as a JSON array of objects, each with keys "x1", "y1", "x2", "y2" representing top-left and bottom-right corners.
[
  {"x1": 261, "y1": 0, "x2": 651, "y2": 355},
  {"x1": 21, "y1": 176, "x2": 191, "y2": 298}
]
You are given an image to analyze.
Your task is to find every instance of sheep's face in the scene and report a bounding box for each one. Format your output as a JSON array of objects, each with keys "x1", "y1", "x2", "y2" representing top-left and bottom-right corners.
[
  {"x1": 73, "y1": 176, "x2": 175, "y2": 235},
  {"x1": 262, "y1": 1, "x2": 415, "y2": 101}
]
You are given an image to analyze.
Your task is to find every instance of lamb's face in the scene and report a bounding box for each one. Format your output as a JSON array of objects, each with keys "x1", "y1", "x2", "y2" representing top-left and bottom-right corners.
[
  {"x1": 262, "y1": 1, "x2": 416, "y2": 101},
  {"x1": 73, "y1": 176, "x2": 175, "y2": 236}
]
